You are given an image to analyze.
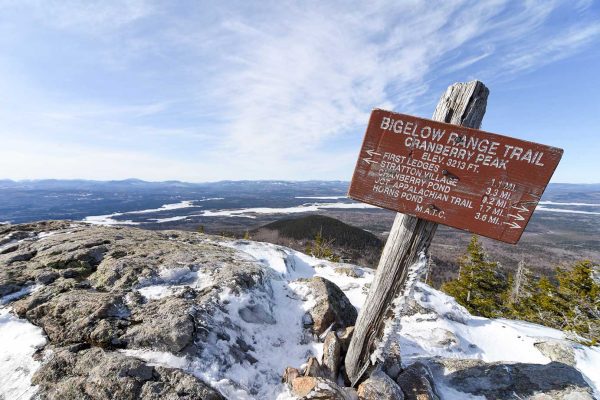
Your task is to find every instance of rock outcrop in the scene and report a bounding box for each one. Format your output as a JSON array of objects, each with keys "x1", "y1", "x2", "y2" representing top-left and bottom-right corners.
[
  {"x1": 0, "y1": 222, "x2": 269, "y2": 399},
  {"x1": 396, "y1": 361, "x2": 439, "y2": 400},
  {"x1": 357, "y1": 370, "x2": 405, "y2": 400},
  {"x1": 3, "y1": 221, "x2": 597, "y2": 400},
  {"x1": 32, "y1": 346, "x2": 224, "y2": 400},
  {"x1": 428, "y1": 358, "x2": 595, "y2": 400}
]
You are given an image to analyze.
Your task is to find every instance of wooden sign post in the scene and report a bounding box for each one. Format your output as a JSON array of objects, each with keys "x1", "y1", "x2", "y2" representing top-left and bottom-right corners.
[{"x1": 344, "y1": 80, "x2": 563, "y2": 385}]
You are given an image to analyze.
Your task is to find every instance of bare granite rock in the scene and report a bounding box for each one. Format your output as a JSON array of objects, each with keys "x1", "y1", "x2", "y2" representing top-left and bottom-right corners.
[
  {"x1": 396, "y1": 361, "x2": 439, "y2": 400},
  {"x1": 283, "y1": 366, "x2": 301, "y2": 388},
  {"x1": 297, "y1": 276, "x2": 357, "y2": 335},
  {"x1": 304, "y1": 356, "x2": 328, "y2": 379},
  {"x1": 534, "y1": 339, "x2": 576, "y2": 366},
  {"x1": 322, "y1": 331, "x2": 342, "y2": 381},
  {"x1": 0, "y1": 222, "x2": 273, "y2": 399},
  {"x1": 357, "y1": 370, "x2": 404, "y2": 400},
  {"x1": 337, "y1": 326, "x2": 354, "y2": 354},
  {"x1": 32, "y1": 346, "x2": 224, "y2": 400},
  {"x1": 291, "y1": 376, "x2": 357, "y2": 399},
  {"x1": 428, "y1": 358, "x2": 594, "y2": 400}
]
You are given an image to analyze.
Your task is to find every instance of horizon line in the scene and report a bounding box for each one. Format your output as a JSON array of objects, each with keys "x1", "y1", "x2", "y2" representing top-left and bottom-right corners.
[{"x1": 1, "y1": 178, "x2": 599, "y2": 186}]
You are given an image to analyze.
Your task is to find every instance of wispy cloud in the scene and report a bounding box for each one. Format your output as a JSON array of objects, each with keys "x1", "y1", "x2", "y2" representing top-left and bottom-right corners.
[{"x1": 0, "y1": 0, "x2": 598, "y2": 181}]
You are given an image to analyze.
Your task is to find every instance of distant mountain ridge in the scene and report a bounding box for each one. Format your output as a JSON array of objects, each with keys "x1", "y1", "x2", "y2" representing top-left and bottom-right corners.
[
  {"x1": 252, "y1": 215, "x2": 383, "y2": 267},
  {"x1": 256, "y1": 215, "x2": 382, "y2": 250}
]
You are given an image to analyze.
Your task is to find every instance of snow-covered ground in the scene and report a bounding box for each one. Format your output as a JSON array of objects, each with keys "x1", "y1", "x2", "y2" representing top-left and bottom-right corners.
[
  {"x1": 1, "y1": 239, "x2": 599, "y2": 399},
  {"x1": 80, "y1": 198, "x2": 600, "y2": 226},
  {"x1": 197, "y1": 202, "x2": 377, "y2": 219},
  {"x1": 0, "y1": 286, "x2": 46, "y2": 400}
]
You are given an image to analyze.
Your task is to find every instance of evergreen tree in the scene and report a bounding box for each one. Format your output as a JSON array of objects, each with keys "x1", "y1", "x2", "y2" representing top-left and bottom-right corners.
[
  {"x1": 556, "y1": 261, "x2": 600, "y2": 344},
  {"x1": 510, "y1": 260, "x2": 599, "y2": 344},
  {"x1": 305, "y1": 229, "x2": 340, "y2": 262},
  {"x1": 528, "y1": 276, "x2": 569, "y2": 328},
  {"x1": 441, "y1": 235, "x2": 509, "y2": 318}
]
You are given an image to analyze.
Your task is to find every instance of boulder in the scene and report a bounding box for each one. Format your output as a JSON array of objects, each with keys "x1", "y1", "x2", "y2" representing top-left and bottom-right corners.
[
  {"x1": 428, "y1": 358, "x2": 594, "y2": 400},
  {"x1": 357, "y1": 370, "x2": 404, "y2": 400},
  {"x1": 298, "y1": 276, "x2": 357, "y2": 335},
  {"x1": 0, "y1": 222, "x2": 272, "y2": 399},
  {"x1": 381, "y1": 341, "x2": 402, "y2": 380},
  {"x1": 396, "y1": 362, "x2": 439, "y2": 400},
  {"x1": 534, "y1": 339, "x2": 576, "y2": 366},
  {"x1": 291, "y1": 376, "x2": 357, "y2": 399}
]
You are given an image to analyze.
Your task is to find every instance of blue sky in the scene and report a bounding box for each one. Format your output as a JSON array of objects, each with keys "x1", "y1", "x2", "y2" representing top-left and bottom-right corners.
[{"x1": 0, "y1": 0, "x2": 598, "y2": 183}]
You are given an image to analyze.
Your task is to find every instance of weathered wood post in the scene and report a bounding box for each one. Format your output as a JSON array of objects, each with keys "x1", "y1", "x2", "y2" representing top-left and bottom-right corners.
[{"x1": 344, "y1": 80, "x2": 490, "y2": 385}]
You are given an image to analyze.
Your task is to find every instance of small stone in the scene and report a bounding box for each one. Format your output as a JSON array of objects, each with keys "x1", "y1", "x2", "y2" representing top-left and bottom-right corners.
[
  {"x1": 238, "y1": 303, "x2": 276, "y2": 324},
  {"x1": 304, "y1": 356, "x2": 327, "y2": 378},
  {"x1": 322, "y1": 331, "x2": 342, "y2": 381},
  {"x1": 296, "y1": 277, "x2": 357, "y2": 335},
  {"x1": 291, "y1": 376, "x2": 356, "y2": 399},
  {"x1": 282, "y1": 367, "x2": 300, "y2": 387},
  {"x1": 396, "y1": 362, "x2": 439, "y2": 400},
  {"x1": 336, "y1": 325, "x2": 355, "y2": 353},
  {"x1": 36, "y1": 271, "x2": 59, "y2": 285},
  {"x1": 334, "y1": 267, "x2": 363, "y2": 278},
  {"x1": 534, "y1": 340, "x2": 576, "y2": 366},
  {"x1": 292, "y1": 376, "x2": 319, "y2": 397},
  {"x1": 381, "y1": 341, "x2": 402, "y2": 380},
  {"x1": 358, "y1": 370, "x2": 404, "y2": 400}
]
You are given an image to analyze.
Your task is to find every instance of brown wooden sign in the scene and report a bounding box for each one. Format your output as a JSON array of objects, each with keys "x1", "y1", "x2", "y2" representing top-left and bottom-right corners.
[{"x1": 348, "y1": 109, "x2": 563, "y2": 244}]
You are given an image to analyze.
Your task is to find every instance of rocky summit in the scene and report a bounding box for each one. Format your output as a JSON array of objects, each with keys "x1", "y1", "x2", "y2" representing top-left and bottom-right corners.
[
  {"x1": 0, "y1": 221, "x2": 598, "y2": 400},
  {"x1": 0, "y1": 221, "x2": 363, "y2": 399}
]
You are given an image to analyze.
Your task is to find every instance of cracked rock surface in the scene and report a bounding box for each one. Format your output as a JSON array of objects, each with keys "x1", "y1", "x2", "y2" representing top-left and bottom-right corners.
[{"x1": 0, "y1": 221, "x2": 271, "y2": 399}]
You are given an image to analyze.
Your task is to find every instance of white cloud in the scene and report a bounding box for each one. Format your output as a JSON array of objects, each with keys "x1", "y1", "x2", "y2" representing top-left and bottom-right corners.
[
  {"x1": 0, "y1": 0, "x2": 598, "y2": 181},
  {"x1": 22, "y1": 0, "x2": 153, "y2": 34}
]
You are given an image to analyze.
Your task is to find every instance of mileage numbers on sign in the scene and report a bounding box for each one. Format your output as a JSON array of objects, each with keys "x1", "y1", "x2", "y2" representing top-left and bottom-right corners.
[{"x1": 348, "y1": 109, "x2": 563, "y2": 244}]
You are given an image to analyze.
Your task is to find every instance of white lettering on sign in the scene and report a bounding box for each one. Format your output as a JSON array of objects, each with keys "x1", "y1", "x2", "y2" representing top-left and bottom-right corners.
[
  {"x1": 349, "y1": 110, "x2": 563, "y2": 244},
  {"x1": 367, "y1": 113, "x2": 553, "y2": 226}
]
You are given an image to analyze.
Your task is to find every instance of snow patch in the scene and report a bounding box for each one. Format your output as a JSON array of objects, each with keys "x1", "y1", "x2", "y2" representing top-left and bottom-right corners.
[
  {"x1": 137, "y1": 266, "x2": 213, "y2": 300},
  {"x1": 0, "y1": 285, "x2": 41, "y2": 305},
  {"x1": 0, "y1": 309, "x2": 47, "y2": 400},
  {"x1": 295, "y1": 196, "x2": 347, "y2": 199},
  {"x1": 199, "y1": 202, "x2": 377, "y2": 218},
  {"x1": 539, "y1": 201, "x2": 600, "y2": 207},
  {"x1": 148, "y1": 215, "x2": 191, "y2": 223},
  {"x1": 120, "y1": 349, "x2": 189, "y2": 369},
  {"x1": 83, "y1": 200, "x2": 200, "y2": 225},
  {"x1": 536, "y1": 206, "x2": 600, "y2": 215}
]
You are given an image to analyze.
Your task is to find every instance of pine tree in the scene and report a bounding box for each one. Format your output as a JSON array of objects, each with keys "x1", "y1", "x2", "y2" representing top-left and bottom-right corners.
[
  {"x1": 556, "y1": 261, "x2": 600, "y2": 344},
  {"x1": 527, "y1": 276, "x2": 569, "y2": 328},
  {"x1": 441, "y1": 235, "x2": 509, "y2": 318},
  {"x1": 305, "y1": 229, "x2": 340, "y2": 262}
]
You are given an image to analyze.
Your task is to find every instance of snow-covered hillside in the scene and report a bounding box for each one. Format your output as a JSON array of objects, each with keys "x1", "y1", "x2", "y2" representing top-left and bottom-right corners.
[{"x1": 1, "y1": 235, "x2": 598, "y2": 399}]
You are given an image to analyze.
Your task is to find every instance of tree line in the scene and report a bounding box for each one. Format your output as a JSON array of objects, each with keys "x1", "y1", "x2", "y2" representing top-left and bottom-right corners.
[{"x1": 440, "y1": 236, "x2": 599, "y2": 345}]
